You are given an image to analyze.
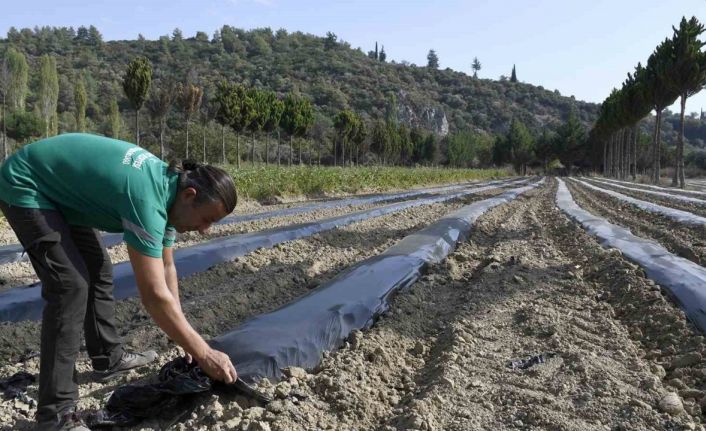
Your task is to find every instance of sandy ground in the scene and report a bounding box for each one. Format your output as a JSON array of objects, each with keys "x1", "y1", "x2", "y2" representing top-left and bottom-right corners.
[{"x1": 1, "y1": 179, "x2": 706, "y2": 430}]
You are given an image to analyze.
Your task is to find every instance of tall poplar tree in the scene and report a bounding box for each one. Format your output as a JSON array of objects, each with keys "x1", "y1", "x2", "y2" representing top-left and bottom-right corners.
[
  {"x1": 107, "y1": 98, "x2": 121, "y2": 139},
  {"x1": 4, "y1": 48, "x2": 28, "y2": 113},
  {"x1": 38, "y1": 55, "x2": 59, "y2": 138},
  {"x1": 73, "y1": 77, "x2": 87, "y2": 132},
  {"x1": 0, "y1": 54, "x2": 8, "y2": 160}
]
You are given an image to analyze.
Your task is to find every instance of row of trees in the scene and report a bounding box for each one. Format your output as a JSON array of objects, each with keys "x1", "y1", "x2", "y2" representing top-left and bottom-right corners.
[
  {"x1": 590, "y1": 16, "x2": 706, "y2": 187},
  {"x1": 0, "y1": 47, "x2": 66, "y2": 159},
  {"x1": 121, "y1": 55, "x2": 318, "y2": 167}
]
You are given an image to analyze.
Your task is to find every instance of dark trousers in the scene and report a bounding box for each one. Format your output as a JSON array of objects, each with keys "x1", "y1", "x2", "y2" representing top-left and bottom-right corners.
[{"x1": 0, "y1": 201, "x2": 123, "y2": 423}]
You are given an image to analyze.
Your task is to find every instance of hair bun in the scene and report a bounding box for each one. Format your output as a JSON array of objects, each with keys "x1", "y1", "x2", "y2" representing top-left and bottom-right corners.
[{"x1": 182, "y1": 159, "x2": 200, "y2": 171}]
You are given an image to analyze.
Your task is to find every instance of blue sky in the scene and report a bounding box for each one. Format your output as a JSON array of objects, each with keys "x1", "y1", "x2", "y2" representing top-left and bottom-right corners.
[{"x1": 2, "y1": 0, "x2": 706, "y2": 114}]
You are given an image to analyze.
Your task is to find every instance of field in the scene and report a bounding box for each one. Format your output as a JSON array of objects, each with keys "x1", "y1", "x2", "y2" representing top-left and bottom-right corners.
[
  {"x1": 226, "y1": 165, "x2": 511, "y2": 202},
  {"x1": 0, "y1": 176, "x2": 705, "y2": 431}
]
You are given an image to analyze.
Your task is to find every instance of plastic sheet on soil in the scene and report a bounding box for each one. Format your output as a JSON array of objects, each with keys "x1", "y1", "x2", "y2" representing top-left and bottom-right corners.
[
  {"x1": 570, "y1": 178, "x2": 706, "y2": 227},
  {"x1": 0, "y1": 179, "x2": 529, "y2": 322},
  {"x1": 556, "y1": 179, "x2": 706, "y2": 333}
]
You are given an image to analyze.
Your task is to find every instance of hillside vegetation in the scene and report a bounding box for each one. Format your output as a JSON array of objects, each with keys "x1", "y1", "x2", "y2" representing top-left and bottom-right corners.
[{"x1": 0, "y1": 25, "x2": 599, "y2": 169}]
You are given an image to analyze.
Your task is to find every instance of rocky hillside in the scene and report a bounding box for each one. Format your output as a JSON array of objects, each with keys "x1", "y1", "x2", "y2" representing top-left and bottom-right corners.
[{"x1": 1, "y1": 26, "x2": 599, "y2": 140}]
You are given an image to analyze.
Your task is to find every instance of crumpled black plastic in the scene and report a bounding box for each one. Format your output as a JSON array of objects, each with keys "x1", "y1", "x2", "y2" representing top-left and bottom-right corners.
[
  {"x1": 0, "y1": 371, "x2": 35, "y2": 399},
  {"x1": 89, "y1": 357, "x2": 212, "y2": 427},
  {"x1": 90, "y1": 357, "x2": 272, "y2": 428},
  {"x1": 509, "y1": 353, "x2": 556, "y2": 370}
]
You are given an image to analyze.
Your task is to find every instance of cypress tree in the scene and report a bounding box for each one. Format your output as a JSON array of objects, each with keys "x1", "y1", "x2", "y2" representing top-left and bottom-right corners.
[{"x1": 427, "y1": 49, "x2": 439, "y2": 69}]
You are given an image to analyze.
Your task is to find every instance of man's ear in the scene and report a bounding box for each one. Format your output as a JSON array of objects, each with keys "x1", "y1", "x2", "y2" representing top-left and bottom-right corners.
[{"x1": 181, "y1": 187, "x2": 198, "y2": 203}]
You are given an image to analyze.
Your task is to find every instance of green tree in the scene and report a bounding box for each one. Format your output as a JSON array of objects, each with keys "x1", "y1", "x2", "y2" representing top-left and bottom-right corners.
[
  {"x1": 422, "y1": 134, "x2": 439, "y2": 165},
  {"x1": 214, "y1": 81, "x2": 238, "y2": 164},
  {"x1": 427, "y1": 49, "x2": 439, "y2": 69},
  {"x1": 447, "y1": 131, "x2": 475, "y2": 167},
  {"x1": 262, "y1": 92, "x2": 284, "y2": 166},
  {"x1": 668, "y1": 16, "x2": 706, "y2": 187},
  {"x1": 247, "y1": 88, "x2": 269, "y2": 164},
  {"x1": 324, "y1": 32, "x2": 337, "y2": 50},
  {"x1": 146, "y1": 80, "x2": 176, "y2": 159},
  {"x1": 352, "y1": 119, "x2": 367, "y2": 165},
  {"x1": 73, "y1": 77, "x2": 87, "y2": 132},
  {"x1": 122, "y1": 56, "x2": 152, "y2": 145},
  {"x1": 107, "y1": 98, "x2": 121, "y2": 139},
  {"x1": 333, "y1": 109, "x2": 357, "y2": 166},
  {"x1": 281, "y1": 93, "x2": 314, "y2": 165},
  {"x1": 38, "y1": 55, "x2": 59, "y2": 138},
  {"x1": 507, "y1": 118, "x2": 534, "y2": 174},
  {"x1": 553, "y1": 106, "x2": 587, "y2": 170},
  {"x1": 645, "y1": 39, "x2": 679, "y2": 183},
  {"x1": 398, "y1": 124, "x2": 412, "y2": 165},
  {"x1": 3, "y1": 48, "x2": 28, "y2": 113},
  {"x1": 177, "y1": 82, "x2": 204, "y2": 159},
  {"x1": 471, "y1": 57, "x2": 481, "y2": 78},
  {"x1": 231, "y1": 84, "x2": 255, "y2": 168},
  {"x1": 510, "y1": 64, "x2": 518, "y2": 82},
  {"x1": 370, "y1": 120, "x2": 389, "y2": 164},
  {"x1": 368, "y1": 42, "x2": 379, "y2": 60},
  {"x1": 5, "y1": 110, "x2": 41, "y2": 143},
  {"x1": 379, "y1": 46, "x2": 387, "y2": 63},
  {"x1": 0, "y1": 53, "x2": 8, "y2": 160},
  {"x1": 534, "y1": 128, "x2": 555, "y2": 172}
]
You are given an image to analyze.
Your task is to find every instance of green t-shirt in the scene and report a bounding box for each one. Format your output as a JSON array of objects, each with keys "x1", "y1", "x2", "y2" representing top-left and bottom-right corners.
[{"x1": 0, "y1": 133, "x2": 178, "y2": 258}]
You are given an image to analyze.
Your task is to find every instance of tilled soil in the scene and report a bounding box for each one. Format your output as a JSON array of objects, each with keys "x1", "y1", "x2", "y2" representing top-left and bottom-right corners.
[
  {"x1": 584, "y1": 179, "x2": 706, "y2": 218},
  {"x1": 567, "y1": 180, "x2": 706, "y2": 265},
  {"x1": 0, "y1": 186, "x2": 506, "y2": 292},
  {"x1": 2, "y1": 179, "x2": 706, "y2": 430},
  {"x1": 0, "y1": 189, "x2": 506, "y2": 430}
]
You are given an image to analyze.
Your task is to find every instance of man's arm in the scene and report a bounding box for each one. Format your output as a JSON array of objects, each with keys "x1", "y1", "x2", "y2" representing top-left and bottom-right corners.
[
  {"x1": 127, "y1": 245, "x2": 237, "y2": 383},
  {"x1": 162, "y1": 246, "x2": 181, "y2": 313}
]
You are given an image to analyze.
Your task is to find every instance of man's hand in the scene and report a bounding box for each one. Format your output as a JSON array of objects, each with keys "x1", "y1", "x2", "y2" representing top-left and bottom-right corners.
[{"x1": 196, "y1": 348, "x2": 237, "y2": 384}]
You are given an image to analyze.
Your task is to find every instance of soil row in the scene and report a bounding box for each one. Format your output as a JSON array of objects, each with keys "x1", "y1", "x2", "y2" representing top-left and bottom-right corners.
[
  {"x1": 567, "y1": 180, "x2": 706, "y2": 266},
  {"x1": 584, "y1": 179, "x2": 706, "y2": 218},
  {"x1": 3, "y1": 179, "x2": 705, "y2": 430}
]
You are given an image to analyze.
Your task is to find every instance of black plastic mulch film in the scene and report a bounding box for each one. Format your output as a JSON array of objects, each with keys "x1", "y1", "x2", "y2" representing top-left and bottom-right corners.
[
  {"x1": 97, "y1": 180, "x2": 542, "y2": 426},
  {"x1": 0, "y1": 179, "x2": 502, "y2": 265},
  {"x1": 556, "y1": 179, "x2": 706, "y2": 332},
  {"x1": 0, "y1": 178, "x2": 529, "y2": 322}
]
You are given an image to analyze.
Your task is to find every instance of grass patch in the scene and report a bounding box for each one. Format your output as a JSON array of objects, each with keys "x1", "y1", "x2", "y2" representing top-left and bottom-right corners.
[{"x1": 224, "y1": 165, "x2": 513, "y2": 202}]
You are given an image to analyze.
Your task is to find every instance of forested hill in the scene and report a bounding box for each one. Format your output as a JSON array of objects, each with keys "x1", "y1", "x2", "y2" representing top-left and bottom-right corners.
[
  {"x1": 1, "y1": 26, "x2": 599, "y2": 133},
  {"x1": 0, "y1": 25, "x2": 599, "y2": 161}
]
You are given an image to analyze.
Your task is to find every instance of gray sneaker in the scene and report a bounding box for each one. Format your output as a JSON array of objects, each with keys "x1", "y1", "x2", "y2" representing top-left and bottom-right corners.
[
  {"x1": 94, "y1": 350, "x2": 158, "y2": 382},
  {"x1": 36, "y1": 408, "x2": 90, "y2": 431}
]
